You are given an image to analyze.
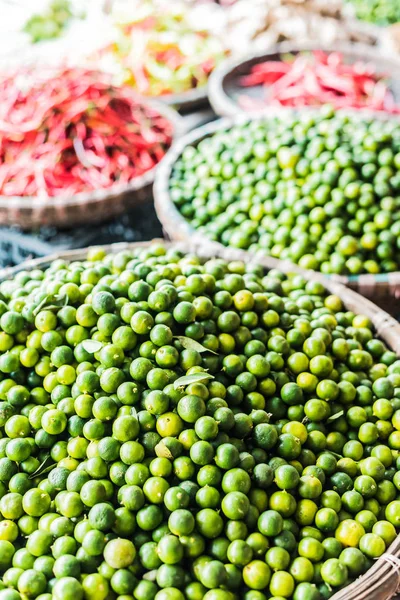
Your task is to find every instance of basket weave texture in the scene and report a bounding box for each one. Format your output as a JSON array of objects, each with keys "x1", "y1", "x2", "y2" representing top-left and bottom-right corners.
[{"x1": 0, "y1": 102, "x2": 184, "y2": 231}]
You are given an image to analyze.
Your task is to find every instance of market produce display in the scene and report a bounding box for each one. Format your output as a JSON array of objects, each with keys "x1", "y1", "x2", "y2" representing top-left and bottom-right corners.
[
  {"x1": 224, "y1": 0, "x2": 379, "y2": 52},
  {"x1": 170, "y1": 108, "x2": 400, "y2": 275},
  {"x1": 346, "y1": 0, "x2": 400, "y2": 26},
  {"x1": 0, "y1": 243, "x2": 399, "y2": 599},
  {"x1": 23, "y1": 0, "x2": 83, "y2": 44},
  {"x1": 238, "y1": 51, "x2": 399, "y2": 112},
  {"x1": 97, "y1": 1, "x2": 227, "y2": 97},
  {"x1": 0, "y1": 68, "x2": 174, "y2": 198}
]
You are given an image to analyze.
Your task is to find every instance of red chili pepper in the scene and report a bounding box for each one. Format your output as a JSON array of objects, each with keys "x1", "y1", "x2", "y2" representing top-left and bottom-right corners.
[
  {"x1": 239, "y1": 51, "x2": 400, "y2": 114},
  {"x1": 0, "y1": 66, "x2": 174, "y2": 198}
]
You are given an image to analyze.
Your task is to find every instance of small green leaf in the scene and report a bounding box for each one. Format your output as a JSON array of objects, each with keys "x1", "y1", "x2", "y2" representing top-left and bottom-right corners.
[
  {"x1": 328, "y1": 410, "x2": 344, "y2": 422},
  {"x1": 29, "y1": 455, "x2": 56, "y2": 479},
  {"x1": 82, "y1": 340, "x2": 103, "y2": 353},
  {"x1": 143, "y1": 570, "x2": 158, "y2": 581},
  {"x1": 35, "y1": 463, "x2": 57, "y2": 477},
  {"x1": 33, "y1": 453, "x2": 50, "y2": 470},
  {"x1": 40, "y1": 305, "x2": 66, "y2": 312},
  {"x1": 173, "y1": 372, "x2": 214, "y2": 389},
  {"x1": 175, "y1": 336, "x2": 218, "y2": 355},
  {"x1": 32, "y1": 295, "x2": 53, "y2": 316},
  {"x1": 33, "y1": 294, "x2": 67, "y2": 316},
  {"x1": 328, "y1": 451, "x2": 343, "y2": 459},
  {"x1": 155, "y1": 441, "x2": 174, "y2": 460}
]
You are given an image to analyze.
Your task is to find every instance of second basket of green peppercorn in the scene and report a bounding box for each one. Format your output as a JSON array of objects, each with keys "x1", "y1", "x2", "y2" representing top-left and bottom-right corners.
[
  {"x1": 0, "y1": 239, "x2": 400, "y2": 600},
  {"x1": 154, "y1": 106, "x2": 400, "y2": 312}
]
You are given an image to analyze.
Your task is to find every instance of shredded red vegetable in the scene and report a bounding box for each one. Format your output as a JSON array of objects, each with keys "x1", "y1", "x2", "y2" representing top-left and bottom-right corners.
[
  {"x1": 239, "y1": 51, "x2": 400, "y2": 113},
  {"x1": 0, "y1": 67, "x2": 174, "y2": 198}
]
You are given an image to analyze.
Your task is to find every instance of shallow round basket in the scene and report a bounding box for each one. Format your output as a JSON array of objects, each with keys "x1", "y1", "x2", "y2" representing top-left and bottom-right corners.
[
  {"x1": 208, "y1": 41, "x2": 400, "y2": 118},
  {"x1": 1, "y1": 237, "x2": 400, "y2": 599},
  {"x1": 154, "y1": 109, "x2": 400, "y2": 314},
  {"x1": 0, "y1": 102, "x2": 184, "y2": 231}
]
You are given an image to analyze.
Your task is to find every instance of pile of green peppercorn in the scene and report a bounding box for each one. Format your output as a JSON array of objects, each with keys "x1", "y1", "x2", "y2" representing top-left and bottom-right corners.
[
  {"x1": 0, "y1": 242, "x2": 399, "y2": 600},
  {"x1": 170, "y1": 107, "x2": 400, "y2": 275}
]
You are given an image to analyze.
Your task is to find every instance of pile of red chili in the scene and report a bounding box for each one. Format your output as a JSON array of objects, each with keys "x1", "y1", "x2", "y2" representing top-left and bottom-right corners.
[
  {"x1": 239, "y1": 51, "x2": 400, "y2": 113},
  {"x1": 0, "y1": 67, "x2": 174, "y2": 198}
]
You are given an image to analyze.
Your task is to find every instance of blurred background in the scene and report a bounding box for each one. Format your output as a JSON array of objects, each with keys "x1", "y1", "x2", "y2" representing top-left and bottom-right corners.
[{"x1": 0, "y1": 0, "x2": 399, "y2": 267}]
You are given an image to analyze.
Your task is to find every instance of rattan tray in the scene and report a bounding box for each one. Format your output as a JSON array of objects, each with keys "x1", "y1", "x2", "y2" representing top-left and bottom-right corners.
[{"x1": 0, "y1": 101, "x2": 184, "y2": 231}]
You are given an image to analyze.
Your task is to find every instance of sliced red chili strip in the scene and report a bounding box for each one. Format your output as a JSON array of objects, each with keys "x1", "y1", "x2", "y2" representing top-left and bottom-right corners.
[
  {"x1": 0, "y1": 67, "x2": 174, "y2": 198},
  {"x1": 239, "y1": 51, "x2": 400, "y2": 114}
]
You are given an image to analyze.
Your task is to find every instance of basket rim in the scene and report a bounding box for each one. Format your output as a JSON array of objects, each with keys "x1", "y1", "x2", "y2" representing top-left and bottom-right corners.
[
  {"x1": 1, "y1": 237, "x2": 400, "y2": 600},
  {"x1": 154, "y1": 83, "x2": 209, "y2": 112},
  {"x1": 1, "y1": 237, "x2": 400, "y2": 336},
  {"x1": 208, "y1": 40, "x2": 400, "y2": 118},
  {"x1": 154, "y1": 107, "x2": 400, "y2": 286},
  {"x1": 0, "y1": 100, "x2": 184, "y2": 213}
]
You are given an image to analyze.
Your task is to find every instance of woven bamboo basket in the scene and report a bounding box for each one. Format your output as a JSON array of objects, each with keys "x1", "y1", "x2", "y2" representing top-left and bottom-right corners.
[
  {"x1": 153, "y1": 111, "x2": 400, "y2": 314},
  {"x1": 208, "y1": 41, "x2": 400, "y2": 118},
  {"x1": 1, "y1": 238, "x2": 400, "y2": 599},
  {"x1": 0, "y1": 102, "x2": 184, "y2": 231}
]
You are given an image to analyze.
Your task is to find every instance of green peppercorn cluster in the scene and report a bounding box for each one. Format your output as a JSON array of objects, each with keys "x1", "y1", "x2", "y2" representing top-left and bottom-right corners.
[
  {"x1": 170, "y1": 107, "x2": 400, "y2": 275},
  {"x1": 0, "y1": 243, "x2": 399, "y2": 600}
]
